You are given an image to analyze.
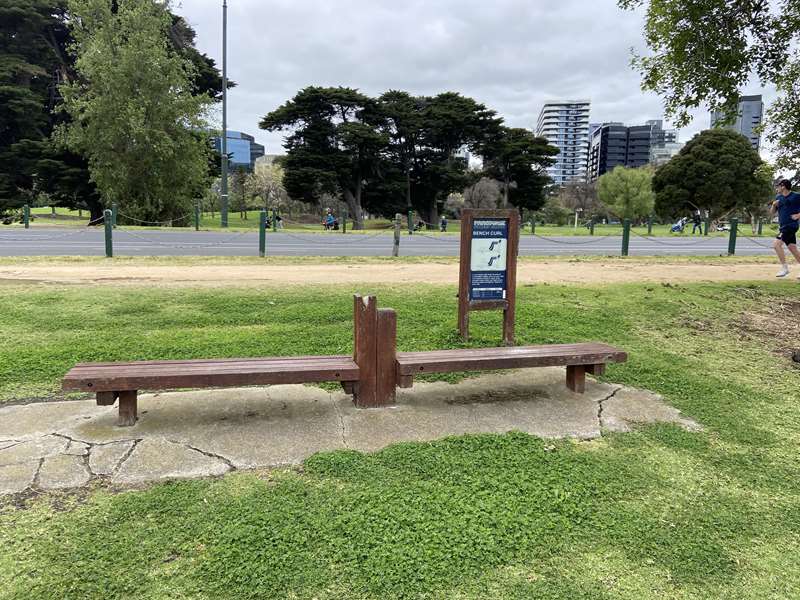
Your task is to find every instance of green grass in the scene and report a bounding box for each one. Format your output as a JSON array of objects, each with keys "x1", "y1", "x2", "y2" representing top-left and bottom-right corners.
[
  {"x1": 7, "y1": 207, "x2": 777, "y2": 237},
  {"x1": 1, "y1": 281, "x2": 799, "y2": 598}
]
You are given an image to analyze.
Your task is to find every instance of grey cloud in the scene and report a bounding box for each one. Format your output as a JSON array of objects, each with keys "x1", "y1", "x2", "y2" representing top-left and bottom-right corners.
[{"x1": 179, "y1": 0, "x2": 772, "y2": 156}]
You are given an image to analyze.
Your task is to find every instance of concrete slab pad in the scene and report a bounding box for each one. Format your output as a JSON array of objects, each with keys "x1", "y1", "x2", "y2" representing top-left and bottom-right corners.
[
  {"x1": 112, "y1": 439, "x2": 230, "y2": 485},
  {"x1": 63, "y1": 386, "x2": 346, "y2": 469},
  {"x1": 38, "y1": 454, "x2": 91, "y2": 490},
  {"x1": 64, "y1": 440, "x2": 90, "y2": 456},
  {"x1": 0, "y1": 368, "x2": 704, "y2": 495},
  {"x1": 89, "y1": 441, "x2": 135, "y2": 476},
  {"x1": 0, "y1": 435, "x2": 68, "y2": 467},
  {"x1": 0, "y1": 461, "x2": 39, "y2": 495},
  {"x1": 0, "y1": 400, "x2": 101, "y2": 440},
  {"x1": 601, "y1": 388, "x2": 702, "y2": 433}
]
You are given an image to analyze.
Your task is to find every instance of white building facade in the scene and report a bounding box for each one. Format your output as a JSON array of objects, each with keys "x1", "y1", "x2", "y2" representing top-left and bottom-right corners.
[{"x1": 535, "y1": 100, "x2": 591, "y2": 185}]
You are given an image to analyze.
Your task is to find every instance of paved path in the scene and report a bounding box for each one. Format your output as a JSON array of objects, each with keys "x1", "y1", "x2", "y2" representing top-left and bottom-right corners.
[
  {"x1": 0, "y1": 368, "x2": 699, "y2": 495},
  {"x1": 0, "y1": 228, "x2": 775, "y2": 256}
]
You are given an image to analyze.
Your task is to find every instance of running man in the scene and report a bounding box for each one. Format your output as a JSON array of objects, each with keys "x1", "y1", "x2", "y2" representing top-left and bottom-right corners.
[{"x1": 771, "y1": 179, "x2": 800, "y2": 278}]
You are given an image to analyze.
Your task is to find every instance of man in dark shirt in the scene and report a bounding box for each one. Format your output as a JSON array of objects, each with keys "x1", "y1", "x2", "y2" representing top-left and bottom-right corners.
[{"x1": 771, "y1": 179, "x2": 800, "y2": 278}]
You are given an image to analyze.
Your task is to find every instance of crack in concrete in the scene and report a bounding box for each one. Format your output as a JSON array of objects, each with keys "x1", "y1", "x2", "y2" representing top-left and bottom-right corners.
[
  {"x1": 330, "y1": 393, "x2": 348, "y2": 449},
  {"x1": 180, "y1": 442, "x2": 236, "y2": 470},
  {"x1": 31, "y1": 457, "x2": 45, "y2": 489},
  {"x1": 113, "y1": 439, "x2": 141, "y2": 474},
  {"x1": 597, "y1": 386, "x2": 623, "y2": 433}
]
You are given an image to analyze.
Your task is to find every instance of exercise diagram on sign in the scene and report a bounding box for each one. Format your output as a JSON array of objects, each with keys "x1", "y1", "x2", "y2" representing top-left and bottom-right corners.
[{"x1": 470, "y1": 219, "x2": 508, "y2": 300}]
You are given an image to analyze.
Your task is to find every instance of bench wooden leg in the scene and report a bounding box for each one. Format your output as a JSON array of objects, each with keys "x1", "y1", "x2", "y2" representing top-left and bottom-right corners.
[
  {"x1": 118, "y1": 390, "x2": 138, "y2": 426},
  {"x1": 566, "y1": 365, "x2": 586, "y2": 394},
  {"x1": 398, "y1": 374, "x2": 413, "y2": 389},
  {"x1": 341, "y1": 381, "x2": 355, "y2": 395},
  {"x1": 585, "y1": 363, "x2": 606, "y2": 376},
  {"x1": 96, "y1": 391, "x2": 119, "y2": 406}
]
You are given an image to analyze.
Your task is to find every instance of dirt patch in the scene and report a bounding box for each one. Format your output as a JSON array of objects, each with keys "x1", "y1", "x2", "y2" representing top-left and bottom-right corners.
[
  {"x1": 0, "y1": 260, "x2": 793, "y2": 288},
  {"x1": 738, "y1": 298, "x2": 800, "y2": 365}
]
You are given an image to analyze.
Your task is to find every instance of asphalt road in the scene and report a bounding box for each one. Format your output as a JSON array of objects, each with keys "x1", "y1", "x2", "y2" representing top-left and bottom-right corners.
[{"x1": 0, "y1": 227, "x2": 775, "y2": 257}]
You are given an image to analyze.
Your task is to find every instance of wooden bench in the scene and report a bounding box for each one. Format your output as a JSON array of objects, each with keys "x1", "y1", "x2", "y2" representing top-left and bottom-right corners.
[{"x1": 62, "y1": 295, "x2": 626, "y2": 425}]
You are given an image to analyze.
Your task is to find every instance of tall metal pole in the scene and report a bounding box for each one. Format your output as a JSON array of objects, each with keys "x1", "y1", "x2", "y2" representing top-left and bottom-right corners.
[{"x1": 220, "y1": 0, "x2": 229, "y2": 228}]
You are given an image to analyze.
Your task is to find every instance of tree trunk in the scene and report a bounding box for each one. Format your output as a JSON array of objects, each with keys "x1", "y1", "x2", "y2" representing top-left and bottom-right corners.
[
  {"x1": 87, "y1": 199, "x2": 104, "y2": 226},
  {"x1": 503, "y1": 177, "x2": 510, "y2": 208},
  {"x1": 343, "y1": 187, "x2": 363, "y2": 229},
  {"x1": 427, "y1": 198, "x2": 438, "y2": 228}
]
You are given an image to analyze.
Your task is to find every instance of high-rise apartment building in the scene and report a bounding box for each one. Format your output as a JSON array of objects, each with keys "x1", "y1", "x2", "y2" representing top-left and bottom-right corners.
[
  {"x1": 587, "y1": 120, "x2": 679, "y2": 181},
  {"x1": 710, "y1": 95, "x2": 763, "y2": 150},
  {"x1": 535, "y1": 100, "x2": 591, "y2": 185}
]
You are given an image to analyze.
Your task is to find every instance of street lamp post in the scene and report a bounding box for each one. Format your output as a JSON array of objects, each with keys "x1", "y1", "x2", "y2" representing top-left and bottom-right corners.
[{"x1": 220, "y1": 0, "x2": 229, "y2": 228}]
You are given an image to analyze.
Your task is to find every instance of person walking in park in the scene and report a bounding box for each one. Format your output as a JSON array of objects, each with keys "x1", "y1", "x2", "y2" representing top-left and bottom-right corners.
[
  {"x1": 691, "y1": 210, "x2": 703, "y2": 235},
  {"x1": 323, "y1": 208, "x2": 335, "y2": 231},
  {"x1": 771, "y1": 179, "x2": 800, "y2": 278},
  {"x1": 440, "y1": 215, "x2": 448, "y2": 232}
]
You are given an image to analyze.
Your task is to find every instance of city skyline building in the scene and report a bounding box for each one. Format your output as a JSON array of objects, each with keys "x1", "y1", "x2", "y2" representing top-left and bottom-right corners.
[
  {"x1": 710, "y1": 94, "x2": 763, "y2": 151},
  {"x1": 587, "y1": 120, "x2": 679, "y2": 181},
  {"x1": 535, "y1": 100, "x2": 591, "y2": 185},
  {"x1": 211, "y1": 130, "x2": 265, "y2": 171}
]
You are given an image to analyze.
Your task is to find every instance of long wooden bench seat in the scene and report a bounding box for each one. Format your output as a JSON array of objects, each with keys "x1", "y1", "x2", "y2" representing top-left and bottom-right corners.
[
  {"x1": 63, "y1": 356, "x2": 360, "y2": 425},
  {"x1": 62, "y1": 294, "x2": 627, "y2": 426},
  {"x1": 396, "y1": 343, "x2": 627, "y2": 393}
]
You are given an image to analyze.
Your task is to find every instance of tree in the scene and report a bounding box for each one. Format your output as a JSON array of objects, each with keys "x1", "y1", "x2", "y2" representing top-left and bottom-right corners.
[
  {"x1": 246, "y1": 161, "x2": 288, "y2": 211},
  {"x1": 377, "y1": 90, "x2": 425, "y2": 211},
  {"x1": 464, "y1": 177, "x2": 502, "y2": 209},
  {"x1": 652, "y1": 129, "x2": 769, "y2": 220},
  {"x1": 559, "y1": 180, "x2": 598, "y2": 216},
  {"x1": 618, "y1": 0, "x2": 799, "y2": 168},
  {"x1": 0, "y1": 0, "x2": 72, "y2": 216},
  {"x1": 260, "y1": 86, "x2": 387, "y2": 229},
  {"x1": 231, "y1": 167, "x2": 248, "y2": 218},
  {"x1": 483, "y1": 126, "x2": 557, "y2": 210},
  {"x1": 58, "y1": 0, "x2": 212, "y2": 224},
  {"x1": 597, "y1": 166, "x2": 655, "y2": 221}
]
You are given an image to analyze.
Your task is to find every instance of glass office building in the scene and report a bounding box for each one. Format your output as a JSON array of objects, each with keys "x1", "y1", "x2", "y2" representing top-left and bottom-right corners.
[
  {"x1": 211, "y1": 130, "x2": 265, "y2": 171},
  {"x1": 710, "y1": 95, "x2": 763, "y2": 151}
]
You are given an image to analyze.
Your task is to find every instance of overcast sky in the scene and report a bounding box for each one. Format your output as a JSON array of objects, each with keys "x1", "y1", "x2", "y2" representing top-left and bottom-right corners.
[{"x1": 176, "y1": 0, "x2": 773, "y2": 156}]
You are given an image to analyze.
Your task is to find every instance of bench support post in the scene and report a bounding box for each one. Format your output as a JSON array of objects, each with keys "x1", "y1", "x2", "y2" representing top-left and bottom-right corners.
[
  {"x1": 375, "y1": 308, "x2": 397, "y2": 406},
  {"x1": 118, "y1": 390, "x2": 138, "y2": 426},
  {"x1": 585, "y1": 363, "x2": 606, "y2": 376},
  {"x1": 566, "y1": 365, "x2": 586, "y2": 394},
  {"x1": 353, "y1": 295, "x2": 378, "y2": 407}
]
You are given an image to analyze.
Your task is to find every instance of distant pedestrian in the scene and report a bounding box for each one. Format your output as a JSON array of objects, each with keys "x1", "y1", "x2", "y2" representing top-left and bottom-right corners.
[
  {"x1": 771, "y1": 179, "x2": 800, "y2": 278},
  {"x1": 324, "y1": 208, "x2": 335, "y2": 231},
  {"x1": 440, "y1": 216, "x2": 448, "y2": 232},
  {"x1": 691, "y1": 210, "x2": 703, "y2": 234},
  {"x1": 275, "y1": 215, "x2": 283, "y2": 229}
]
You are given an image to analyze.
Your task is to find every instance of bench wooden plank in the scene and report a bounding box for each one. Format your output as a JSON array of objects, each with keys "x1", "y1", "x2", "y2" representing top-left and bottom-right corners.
[
  {"x1": 62, "y1": 355, "x2": 359, "y2": 393},
  {"x1": 396, "y1": 343, "x2": 626, "y2": 375}
]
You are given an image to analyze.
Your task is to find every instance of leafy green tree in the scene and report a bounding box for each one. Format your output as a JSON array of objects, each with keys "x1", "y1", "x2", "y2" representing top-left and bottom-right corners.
[
  {"x1": 618, "y1": 0, "x2": 798, "y2": 168},
  {"x1": 483, "y1": 126, "x2": 557, "y2": 211},
  {"x1": 58, "y1": 0, "x2": 212, "y2": 224},
  {"x1": 261, "y1": 86, "x2": 387, "y2": 229},
  {"x1": 652, "y1": 129, "x2": 768, "y2": 220},
  {"x1": 597, "y1": 166, "x2": 655, "y2": 221},
  {"x1": 377, "y1": 90, "x2": 425, "y2": 211}
]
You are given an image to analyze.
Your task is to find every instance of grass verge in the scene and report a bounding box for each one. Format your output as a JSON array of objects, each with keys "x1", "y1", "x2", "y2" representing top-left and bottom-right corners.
[{"x1": 0, "y1": 281, "x2": 799, "y2": 598}]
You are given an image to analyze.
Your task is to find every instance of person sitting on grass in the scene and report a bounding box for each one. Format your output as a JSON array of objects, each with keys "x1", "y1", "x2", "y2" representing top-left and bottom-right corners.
[{"x1": 771, "y1": 179, "x2": 800, "y2": 278}]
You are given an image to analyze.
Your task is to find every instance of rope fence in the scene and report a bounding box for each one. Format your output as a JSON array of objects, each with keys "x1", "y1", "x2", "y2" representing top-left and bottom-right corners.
[{"x1": 0, "y1": 207, "x2": 782, "y2": 258}]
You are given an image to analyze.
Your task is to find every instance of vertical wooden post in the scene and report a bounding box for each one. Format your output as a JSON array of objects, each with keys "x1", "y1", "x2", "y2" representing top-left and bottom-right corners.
[
  {"x1": 728, "y1": 218, "x2": 738, "y2": 256},
  {"x1": 392, "y1": 214, "x2": 401, "y2": 257},
  {"x1": 104, "y1": 209, "x2": 113, "y2": 258},
  {"x1": 259, "y1": 209, "x2": 266, "y2": 257},
  {"x1": 118, "y1": 390, "x2": 137, "y2": 426},
  {"x1": 407, "y1": 210, "x2": 413, "y2": 235},
  {"x1": 375, "y1": 308, "x2": 397, "y2": 406},
  {"x1": 195, "y1": 201, "x2": 200, "y2": 231},
  {"x1": 111, "y1": 202, "x2": 117, "y2": 228},
  {"x1": 23, "y1": 204, "x2": 30, "y2": 228},
  {"x1": 566, "y1": 365, "x2": 586, "y2": 393},
  {"x1": 353, "y1": 295, "x2": 378, "y2": 407},
  {"x1": 458, "y1": 211, "x2": 473, "y2": 341},
  {"x1": 647, "y1": 215, "x2": 653, "y2": 236},
  {"x1": 621, "y1": 219, "x2": 631, "y2": 256},
  {"x1": 503, "y1": 211, "x2": 519, "y2": 346}
]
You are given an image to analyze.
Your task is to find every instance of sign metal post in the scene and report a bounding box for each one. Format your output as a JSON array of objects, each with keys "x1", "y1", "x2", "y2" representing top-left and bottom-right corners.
[{"x1": 458, "y1": 209, "x2": 519, "y2": 345}]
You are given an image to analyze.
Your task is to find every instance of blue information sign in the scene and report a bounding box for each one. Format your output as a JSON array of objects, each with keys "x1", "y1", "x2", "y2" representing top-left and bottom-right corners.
[{"x1": 469, "y1": 218, "x2": 508, "y2": 301}]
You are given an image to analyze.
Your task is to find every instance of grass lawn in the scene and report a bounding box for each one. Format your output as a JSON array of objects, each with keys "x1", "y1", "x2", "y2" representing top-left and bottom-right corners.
[
  {"x1": 1, "y1": 281, "x2": 799, "y2": 598},
  {"x1": 8, "y1": 207, "x2": 776, "y2": 238}
]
